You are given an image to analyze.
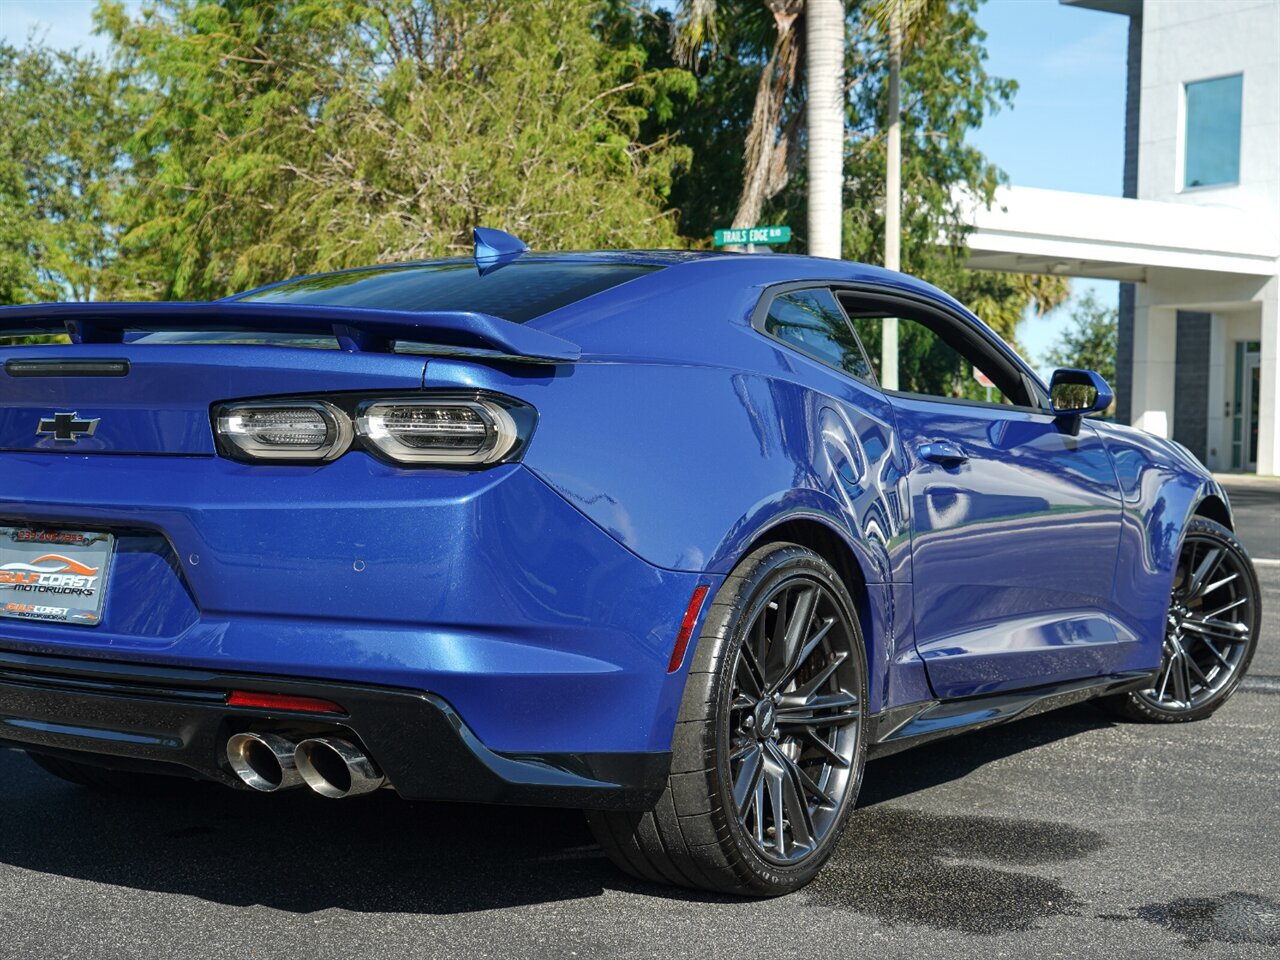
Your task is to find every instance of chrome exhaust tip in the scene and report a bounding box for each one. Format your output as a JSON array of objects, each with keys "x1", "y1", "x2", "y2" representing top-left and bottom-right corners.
[
  {"x1": 225, "y1": 732, "x2": 304, "y2": 792},
  {"x1": 295, "y1": 737, "x2": 385, "y2": 798}
]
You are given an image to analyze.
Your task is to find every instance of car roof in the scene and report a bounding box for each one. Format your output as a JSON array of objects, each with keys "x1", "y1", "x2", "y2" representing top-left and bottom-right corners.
[{"x1": 234, "y1": 250, "x2": 961, "y2": 312}]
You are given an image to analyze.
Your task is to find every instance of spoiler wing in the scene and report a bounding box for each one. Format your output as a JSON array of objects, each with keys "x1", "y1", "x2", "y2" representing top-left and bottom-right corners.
[{"x1": 0, "y1": 301, "x2": 580, "y2": 363}]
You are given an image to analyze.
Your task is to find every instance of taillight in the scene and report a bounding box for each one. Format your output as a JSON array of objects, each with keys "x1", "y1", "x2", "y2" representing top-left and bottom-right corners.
[
  {"x1": 216, "y1": 401, "x2": 352, "y2": 462},
  {"x1": 212, "y1": 391, "x2": 534, "y2": 467},
  {"x1": 356, "y1": 399, "x2": 519, "y2": 465}
]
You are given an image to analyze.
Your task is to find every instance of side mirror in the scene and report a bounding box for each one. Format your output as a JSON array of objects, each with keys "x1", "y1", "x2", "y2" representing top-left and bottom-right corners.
[{"x1": 1050, "y1": 368, "x2": 1114, "y2": 417}]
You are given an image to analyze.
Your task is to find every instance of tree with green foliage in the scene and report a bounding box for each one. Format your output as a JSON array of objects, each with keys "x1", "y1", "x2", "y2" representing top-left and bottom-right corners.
[
  {"x1": 95, "y1": 0, "x2": 695, "y2": 300},
  {"x1": 1043, "y1": 289, "x2": 1118, "y2": 384},
  {"x1": 641, "y1": 0, "x2": 1067, "y2": 347},
  {"x1": 2, "y1": 0, "x2": 1068, "y2": 349},
  {"x1": 0, "y1": 42, "x2": 136, "y2": 304}
]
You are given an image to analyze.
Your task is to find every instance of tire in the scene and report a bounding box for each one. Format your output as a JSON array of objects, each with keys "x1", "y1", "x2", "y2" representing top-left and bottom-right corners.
[
  {"x1": 1101, "y1": 516, "x2": 1261, "y2": 723},
  {"x1": 587, "y1": 543, "x2": 868, "y2": 896},
  {"x1": 26, "y1": 751, "x2": 188, "y2": 793}
]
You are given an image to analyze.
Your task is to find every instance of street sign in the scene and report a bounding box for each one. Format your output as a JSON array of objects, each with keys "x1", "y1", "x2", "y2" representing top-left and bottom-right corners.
[
  {"x1": 972, "y1": 366, "x2": 995, "y2": 388},
  {"x1": 713, "y1": 225, "x2": 791, "y2": 247}
]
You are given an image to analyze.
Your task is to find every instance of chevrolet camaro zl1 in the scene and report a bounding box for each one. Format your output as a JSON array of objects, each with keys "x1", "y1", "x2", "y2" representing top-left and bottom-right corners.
[{"x1": 0, "y1": 229, "x2": 1260, "y2": 895}]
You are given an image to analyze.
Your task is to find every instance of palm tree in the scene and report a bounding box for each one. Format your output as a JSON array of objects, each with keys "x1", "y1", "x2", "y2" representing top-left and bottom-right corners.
[
  {"x1": 805, "y1": 0, "x2": 844, "y2": 259},
  {"x1": 868, "y1": 0, "x2": 946, "y2": 388},
  {"x1": 672, "y1": 1, "x2": 806, "y2": 234}
]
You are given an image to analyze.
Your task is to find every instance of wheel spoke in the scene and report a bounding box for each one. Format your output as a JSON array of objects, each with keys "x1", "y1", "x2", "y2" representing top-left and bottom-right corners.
[
  {"x1": 1155, "y1": 658, "x2": 1173, "y2": 702},
  {"x1": 798, "y1": 727, "x2": 851, "y2": 768},
  {"x1": 1199, "y1": 572, "x2": 1239, "y2": 597},
  {"x1": 1167, "y1": 652, "x2": 1185, "y2": 704},
  {"x1": 788, "y1": 651, "x2": 846, "y2": 703},
  {"x1": 775, "y1": 617, "x2": 835, "y2": 692},
  {"x1": 767, "y1": 587, "x2": 817, "y2": 690},
  {"x1": 1182, "y1": 616, "x2": 1249, "y2": 643},
  {"x1": 1184, "y1": 652, "x2": 1213, "y2": 689},
  {"x1": 752, "y1": 780, "x2": 766, "y2": 846},
  {"x1": 1184, "y1": 546, "x2": 1222, "y2": 601},
  {"x1": 738, "y1": 644, "x2": 766, "y2": 699},
  {"x1": 1174, "y1": 650, "x2": 1193, "y2": 704},
  {"x1": 732, "y1": 744, "x2": 764, "y2": 812},
  {"x1": 769, "y1": 594, "x2": 789, "y2": 660},
  {"x1": 786, "y1": 753, "x2": 837, "y2": 808},
  {"x1": 765, "y1": 763, "x2": 787, "y2": 857},
  {"x1": 1203, "y1": 596, "x2": 1247, "y2": 619},
  {"x1": 1201, "y1": 637, "x2": 1231, "y2": 668},
  {"x1": 767, "y1": 742, "x2": 814, "y2": 851},
  {"x1": 753, "y1": 609, "x2": 770, "y2": 675},
  {"x1": 777, "y1": 690, "x2": 860, "y2": 729}
]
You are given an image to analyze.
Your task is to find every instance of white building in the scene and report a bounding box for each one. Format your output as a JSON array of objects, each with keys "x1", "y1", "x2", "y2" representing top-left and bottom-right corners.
[{"x1": 966, "y1": 0, "x2": 1280, "y2": 475}]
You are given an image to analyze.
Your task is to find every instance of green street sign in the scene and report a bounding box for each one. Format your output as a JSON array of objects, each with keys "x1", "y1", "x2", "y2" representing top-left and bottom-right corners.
[{"x1": 713, "y1": 225, "x2": 791, "y2": 247}]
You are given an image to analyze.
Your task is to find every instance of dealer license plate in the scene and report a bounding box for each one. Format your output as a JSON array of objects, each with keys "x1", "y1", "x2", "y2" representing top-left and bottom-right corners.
[{"x1": 0, "y1": 527, "x2": 115, "y2": 627}]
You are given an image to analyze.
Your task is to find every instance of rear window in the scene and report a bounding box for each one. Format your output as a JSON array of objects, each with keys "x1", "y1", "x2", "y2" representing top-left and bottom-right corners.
[{"x1": 236, "y1": 261, "x2": 659, "y2": 323}]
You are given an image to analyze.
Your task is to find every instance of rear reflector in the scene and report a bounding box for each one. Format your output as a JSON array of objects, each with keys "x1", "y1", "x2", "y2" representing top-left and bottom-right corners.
[
  {"x1": 667, "y1": 585, "x2": 710, "y2": 674},
  {"x1": 226, "y1": 691, "x2": 346, "y2": 714}
]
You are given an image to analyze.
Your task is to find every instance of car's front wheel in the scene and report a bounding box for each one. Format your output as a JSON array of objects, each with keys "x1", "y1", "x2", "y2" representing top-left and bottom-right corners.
[
  {"x1": 587, "y1": 543, "x2": 867, "y2": 896},
  {"x1": 1103, "y1": 516, "x2": 1261, "y2": 723}
]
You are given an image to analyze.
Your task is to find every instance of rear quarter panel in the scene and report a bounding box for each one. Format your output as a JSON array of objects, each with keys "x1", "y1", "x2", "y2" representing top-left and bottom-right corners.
[{"x1": 432, "y1": 259, "x2": 935, "y2": 713}]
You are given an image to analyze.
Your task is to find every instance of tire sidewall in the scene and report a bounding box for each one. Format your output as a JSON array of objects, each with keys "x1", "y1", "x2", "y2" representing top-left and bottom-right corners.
[
  {"x1": 1129, "y1": 516, "x2": 1261, "y2": 722},
  {"x1": 705, "y1": 544, "x2": 868, "y2": 892}
]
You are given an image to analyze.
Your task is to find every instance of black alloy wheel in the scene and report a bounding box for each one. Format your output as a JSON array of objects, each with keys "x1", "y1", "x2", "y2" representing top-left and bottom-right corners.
[
  {"x1": 725, "y1": 575, "x2": 862, "y2": 864},
  {"x1": 1105, "y1": 516, "x2": 1260, "y2": 723},
  {"x1": 587, "y1": 543, "x2": 868, "y2": 895}
]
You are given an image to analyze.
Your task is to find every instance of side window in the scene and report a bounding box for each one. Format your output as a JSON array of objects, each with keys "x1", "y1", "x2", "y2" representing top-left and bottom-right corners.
[
  {"x1": 845, "y1": 310, "x2": 1016, "y2": 405},
  {"x1": 763, "y1": 289, "x2": 873, "y2": 381}
]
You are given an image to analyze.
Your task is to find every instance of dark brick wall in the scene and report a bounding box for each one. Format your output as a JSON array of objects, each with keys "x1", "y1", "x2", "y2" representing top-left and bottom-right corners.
[
  {"x1": 1116, "y1": 284, "x2": 1134, "y2": 425},
  {"x1": 1123, "y1": 12, "x2": 1142, "y2": 200},
  {"x1": 1174, "y1": 311, "x2": 1212, "y2": 462}
]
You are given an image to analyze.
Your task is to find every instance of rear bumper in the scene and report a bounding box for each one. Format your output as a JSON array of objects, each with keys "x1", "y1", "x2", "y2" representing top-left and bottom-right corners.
[
  {"x1": 0, "y1": 650, "x2": 669, "y2": 809},
  {"x1": 0, "y1": 454, "x2": 718, "y2": 755}
]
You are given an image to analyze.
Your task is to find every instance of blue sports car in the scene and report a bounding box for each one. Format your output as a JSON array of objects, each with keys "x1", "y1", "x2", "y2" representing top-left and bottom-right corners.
[{"x1": 0, "y1": 230, "x2": 1261, "y2": 895}]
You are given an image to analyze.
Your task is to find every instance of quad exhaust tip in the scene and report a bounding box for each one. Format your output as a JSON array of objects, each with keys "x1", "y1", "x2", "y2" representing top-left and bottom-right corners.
[
  {"x1": 226, "y1": 732, "x2": 305, "y2": 793},
  {"x1": 294, "y1": 737, "x2": 385, "y2": 799}
]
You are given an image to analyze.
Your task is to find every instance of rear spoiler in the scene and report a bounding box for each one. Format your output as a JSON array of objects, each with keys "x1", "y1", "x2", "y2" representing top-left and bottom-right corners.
[{"x1": 0, "y1": 301, "x2": 580, "y2": 363}]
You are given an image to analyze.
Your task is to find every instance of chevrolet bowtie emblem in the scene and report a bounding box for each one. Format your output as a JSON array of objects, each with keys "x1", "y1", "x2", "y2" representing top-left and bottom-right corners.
[{"x1": 37, "y1": 411, "x2": 100, "y2": 442}]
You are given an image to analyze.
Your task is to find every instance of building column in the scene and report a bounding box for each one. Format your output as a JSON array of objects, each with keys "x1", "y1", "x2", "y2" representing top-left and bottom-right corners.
[
  {"x1": 1257, "y1": 277, "x2": 1279, "y2": 476},
  {"x1": 1130, "y1": 298, "x2": 1178, "y2": 438},
  {"x1": 1173, "y1": 311, "x2": 1211, "y2": 462}
]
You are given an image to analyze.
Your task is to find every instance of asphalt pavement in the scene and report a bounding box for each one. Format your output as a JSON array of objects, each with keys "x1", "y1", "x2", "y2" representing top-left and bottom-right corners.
[{"x1": 0, "y1": 477, "x2": 1276, "y2": 959}]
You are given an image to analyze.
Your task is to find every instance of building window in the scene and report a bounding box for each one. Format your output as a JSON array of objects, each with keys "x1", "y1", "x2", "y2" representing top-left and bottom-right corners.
[{"x1": 1183, "y1": 74, "x2": 1243, "y2": 189}]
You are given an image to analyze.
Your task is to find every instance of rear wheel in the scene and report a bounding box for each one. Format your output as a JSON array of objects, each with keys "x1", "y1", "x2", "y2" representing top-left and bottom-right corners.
[
  {"x1": 587, "y1": 543, "x2": 867, "y2": 896},
  {"x1": 1103, "y1": 517, "x2": 1260, "y2": 723}
]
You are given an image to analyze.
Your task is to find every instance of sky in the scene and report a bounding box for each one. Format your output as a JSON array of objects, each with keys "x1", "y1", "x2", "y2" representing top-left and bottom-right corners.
[
  {"x1": 0, "y1": 0, "x2": 1127, "y2": 367},
  {"x1": 970, "y1": 0, "x2": 1126, "y2": 366}
]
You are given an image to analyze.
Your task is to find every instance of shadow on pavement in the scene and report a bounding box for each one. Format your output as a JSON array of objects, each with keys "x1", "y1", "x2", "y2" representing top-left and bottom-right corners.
[
  {"x1": 859, "y1": 701, "x2": 1114, "y2": 807},
  {"x1": 0, "y1": 702, "x2": 1114, "y2": 916}
]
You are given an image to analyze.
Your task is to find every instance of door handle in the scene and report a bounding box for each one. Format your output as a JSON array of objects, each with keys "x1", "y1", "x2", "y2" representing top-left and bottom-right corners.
[{"x1": 918, "y1": 441, "x2": 968, "y2": 466}]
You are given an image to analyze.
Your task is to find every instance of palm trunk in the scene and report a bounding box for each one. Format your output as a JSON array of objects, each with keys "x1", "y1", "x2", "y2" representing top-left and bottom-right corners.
[
  {"x1": 731, "y1": 1, "x2": 804, "y2": 233},
  {"x1": 805, "y1": 0, "x2": 844, "y2": 259},
  {"x1": 881, "y1": 2, "x2": 902, "y2": 389}
]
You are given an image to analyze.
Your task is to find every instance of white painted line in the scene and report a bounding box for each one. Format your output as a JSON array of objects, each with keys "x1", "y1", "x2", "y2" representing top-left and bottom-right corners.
[
  {"x1": 1252, "y1": 558, "x2": 1280, "y2": 567},
  {"x1": 1241, "y1": 676, "x2": 1280, "y2": 695}
]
